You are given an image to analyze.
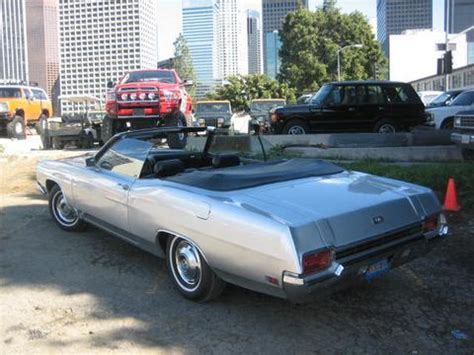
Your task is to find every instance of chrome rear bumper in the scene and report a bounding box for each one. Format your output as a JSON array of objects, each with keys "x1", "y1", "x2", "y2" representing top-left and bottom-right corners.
[{"x1": 282, "y1": 234, "x2": 444, "y2": 303}]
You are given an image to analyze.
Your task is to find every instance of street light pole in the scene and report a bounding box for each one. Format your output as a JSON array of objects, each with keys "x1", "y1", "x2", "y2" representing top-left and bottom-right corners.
[{"x1": 337, "y1": 44, "x2": 363, "y2": 81}]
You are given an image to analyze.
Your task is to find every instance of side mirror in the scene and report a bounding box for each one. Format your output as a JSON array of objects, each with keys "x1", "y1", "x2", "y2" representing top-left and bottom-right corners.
[
  {"x1": 182, "y1": 80, "x2": 193, "y2": 87},
  {"x1": 85, "y1": 156, "x2": 96, "y2": 167},
  {"x1": 107, "y1": 80, "x2": 115, "y2": 89}
]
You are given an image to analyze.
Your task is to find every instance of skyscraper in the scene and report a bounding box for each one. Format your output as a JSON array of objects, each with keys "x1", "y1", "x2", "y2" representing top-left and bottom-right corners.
[
  {"x1": 182, "y1": 0, "x2": 221, "y2": 98},
  {"x1": 247, "y1": 10, "x2": 263, "y2": 74},
  {"x1": 59, "y1": 0, "x2": 158, "y2": 113},
  {"x1": 377, "y1": 0, "x2": 433, "y2": 57},
  {"x1": 217, "y1": 0, "x2": 248, "y2": 78},
  {"x1": 446, "y1": 0, "x2": 474, "y2": 64},
  {"x1": 183, "y1": 0, "x2": 248, "y2": 98},
  {"x1": 262, "y1": 0, "x2": 308, "y2": 77},
  {"x1": 0, "y1": 0, "x2": 28, "y2": 82},
  {"x1": 26, "y1": 0, "x2": 59, "y2": 111}
]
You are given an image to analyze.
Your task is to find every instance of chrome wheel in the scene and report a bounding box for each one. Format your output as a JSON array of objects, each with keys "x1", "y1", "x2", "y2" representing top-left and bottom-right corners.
[
  {"x1": 52, "y1": 190, "x2": 78, "y2": 227},
  {"x1": 171, "y1": 238, "x2": 202, "y2": 291},
  {"x1": 15, "y1": 121, "x2": 23, "y2": 134},
  {"x1": 378, "y1": 123, "x2": 396, "y2": 133},
  {"x1": 287, "y1": 125, "x2": 306, "y2": 135}
]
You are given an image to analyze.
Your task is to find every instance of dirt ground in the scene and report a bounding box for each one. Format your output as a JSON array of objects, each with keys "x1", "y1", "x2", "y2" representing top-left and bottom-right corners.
[{"x1": 0, "y1": 142, "x2": 473, "y2": 353}]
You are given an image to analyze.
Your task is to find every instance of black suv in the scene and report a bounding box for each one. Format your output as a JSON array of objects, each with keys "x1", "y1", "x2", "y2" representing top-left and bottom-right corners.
[{"x1": 271, "y1": 81, "x2": 426, "y2": 134}]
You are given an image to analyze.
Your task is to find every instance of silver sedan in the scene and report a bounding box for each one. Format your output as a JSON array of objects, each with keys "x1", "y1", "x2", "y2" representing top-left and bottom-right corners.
[{"x1": 37, "y1": 127, "x2": 448, "y2": 303}]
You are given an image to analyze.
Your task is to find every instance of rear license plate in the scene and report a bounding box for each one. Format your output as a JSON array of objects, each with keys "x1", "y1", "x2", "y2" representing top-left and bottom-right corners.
[
  {"x1": 364, "y1": 258, "x2": 390, "y2": 281},
  {"x1": 134, "y1": 108, "x2": 145, "y2": 116},
  {"x1": 461, "y1": 135, "x2": 470, "y2": 144}
]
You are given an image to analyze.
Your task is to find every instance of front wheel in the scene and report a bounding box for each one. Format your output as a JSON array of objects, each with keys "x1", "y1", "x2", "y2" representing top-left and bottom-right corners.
[
  {"x1": 48, "y1": 185, "x2": 87, "y2": 231},
  {"x1": 167, "y1": 236, "x2": 225, "y2": 302},
  {"x1": 374, "y1": 119, "x2": 397, "y2": 133},
  {"x1": 101, "y1": 115, "x2": 116, "y2": 143},
  {"x1": 282, "y1": 119, "x2": 309, "y2": 135},
  {"x1": 164, "y1": 111, "x2": 187, "y2": 149},
  {"x1": 7, "y1": 116, "x2": 26, "y2": 139}
]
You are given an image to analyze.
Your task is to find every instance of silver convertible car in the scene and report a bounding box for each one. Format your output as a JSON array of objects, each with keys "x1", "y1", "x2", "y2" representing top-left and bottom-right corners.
[{"x1": 37, "y1": 127, "x2": 448, "y2": 303}]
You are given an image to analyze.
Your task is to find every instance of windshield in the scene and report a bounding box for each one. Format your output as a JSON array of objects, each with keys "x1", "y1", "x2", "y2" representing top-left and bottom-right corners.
[
  {"x1": 310, "y1": 84, "x2": 333, "y2": 106},
  {"x1": 195, "y1": 103, "x2": 231, "y2": 114},
  {"x1": 0, "y1": 88, "x2": 21, "y2": 98},
  {"x1": 250, "y1": 100, "x2": 285, "y2": 112},
  {"x1": 429, "y1": 92, "x2": 454, "y2": 106},
  {"x1": 121, "y1": 70, "x2": 176, "y2": 84},
  {"x1": 449, "y1": 91, "x2": 474, "y2": 106}
]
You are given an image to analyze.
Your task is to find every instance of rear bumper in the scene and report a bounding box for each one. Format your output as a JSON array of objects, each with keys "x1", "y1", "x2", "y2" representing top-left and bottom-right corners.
[
  {"x1": 282, "y1": 234, "x2": 442, "y2": 303},
  {"x1": 451, "y1": 132, "x2": 474, "y2": 148}
]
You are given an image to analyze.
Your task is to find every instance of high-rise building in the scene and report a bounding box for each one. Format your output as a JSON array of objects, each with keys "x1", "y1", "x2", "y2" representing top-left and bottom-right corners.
[
  {"x1": 182, "y1": 0, "x2": 221, "y2": 98},
  {"x1": 0, "y1": 0, "x2": 28, "y2": 82},
  {"x1": 247, "y1": 10, "x2": 263, "y2": 74},
  {"x1": 446, "y1": 0, "x2": 474, "y2": 64},
  {"x1": 377, "y1": 0, "x2": 433, "y2": 57},
  {"x1": 217, "y1": 0, "x2": 248, "y2": 78},
  {"x1": 183, "y1": 0, "x2": 248, "y2": 98},
  {"x1": 262, "y1": 0, "x2": 308, "y2": 76},
  {"x1": 59, "y1": 0, "x2": 158, "y2": 113},
  {"x1": 26, "y1": 0, "x2": 59, "y2": 113}
]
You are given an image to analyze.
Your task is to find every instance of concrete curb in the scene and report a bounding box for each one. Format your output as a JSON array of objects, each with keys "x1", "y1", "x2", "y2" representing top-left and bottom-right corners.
[{"x1": 285, "y1": 146, "x2": 464, "y2": 162}]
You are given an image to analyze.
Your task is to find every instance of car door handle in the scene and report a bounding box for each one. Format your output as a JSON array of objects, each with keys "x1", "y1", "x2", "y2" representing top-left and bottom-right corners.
[{"x1": 117, "y1": 183, "x2": 129, "y2": 191}]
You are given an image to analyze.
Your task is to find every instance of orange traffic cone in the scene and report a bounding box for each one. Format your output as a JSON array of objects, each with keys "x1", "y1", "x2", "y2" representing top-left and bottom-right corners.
[{"x1": 443, "y1": 178, "x2": 461, "y2": 212}]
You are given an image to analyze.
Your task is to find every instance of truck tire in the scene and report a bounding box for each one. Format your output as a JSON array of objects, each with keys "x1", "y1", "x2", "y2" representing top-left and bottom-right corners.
[
  {"x1": 101, "y1": 115, "x2": 115, "y2": 143},
  {"x1": 282, "y1": 119, "x2": 309, "y2": 135},
  {"x1": 7, "y1": 116, "x2": 26, "y2": 139},
  {"x1": 36, "y1": 114, "x2": 48, "y2": 135},
  {"x1": 374, "y1": 119, "x2": 397, "y2": 133},
  {"x1": 164, "y1": 111, "x2": 187, "y2": 149}
]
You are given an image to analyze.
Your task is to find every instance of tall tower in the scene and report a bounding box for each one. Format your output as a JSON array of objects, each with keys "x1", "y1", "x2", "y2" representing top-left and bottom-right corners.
[
  {"x1": 377, "y1": 0, "x2": 433, "y2": 57},
  {"x1": 0, "y1": 0, "x2": 28, "y2": 82},
  {"x1": 26, "y1": 0, "x2": 59, "y2": 111},
  {"x1": 58, "y1": 0, "x2": 158, "y2": 113},
  {"x1": 262, "y1": 0, "x2": 308, "y2": 77},
  {"x1": 247, "y1": 10, "x2": 263, "y2": 74}
]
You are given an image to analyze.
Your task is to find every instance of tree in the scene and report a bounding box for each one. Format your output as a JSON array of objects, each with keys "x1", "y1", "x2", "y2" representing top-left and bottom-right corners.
[
  {"x1": 208, "y1": 74, "x2": 296, "y2": 111},
  {"x1": 279, "y1": 6, "x2": 387, "y2": 94},
  {"x1": 172, "y1": 34, "x2": 196, "y2": 97}
]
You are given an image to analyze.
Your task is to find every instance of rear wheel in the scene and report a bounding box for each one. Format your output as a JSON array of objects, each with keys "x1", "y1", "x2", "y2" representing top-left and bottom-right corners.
[
  {"x1": 167, "y1": 236, "x2": 225, "y2": 302},
  {"x1": 35, "y1": 114, "x2": 48, "y2": 135},
  {"x1": 164, "y1": 111, "x2": 187, "y2": 149},
  {"x1": 282, "y1": 119, "x2": 309, "y2": 135},
  {"x1": 48, "y1": 185, "x2": 87, "y2": 232},
  {"x1": 374, "y1": 119, "x2": 397, "y2": 133},
  {"x1": 7, "y1": 116, "x2": 26, "y2": 139}
]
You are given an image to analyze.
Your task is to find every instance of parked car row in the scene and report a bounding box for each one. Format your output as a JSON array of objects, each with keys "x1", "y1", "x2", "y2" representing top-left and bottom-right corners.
[{"x1": 425, "y1": 90, "x2": 474, "y2": 129}]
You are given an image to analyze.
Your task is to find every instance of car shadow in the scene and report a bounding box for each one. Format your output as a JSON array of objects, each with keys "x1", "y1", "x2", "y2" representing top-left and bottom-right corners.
[{"x1": 1, "y1": 195, "x2": 473, "y2": 352}]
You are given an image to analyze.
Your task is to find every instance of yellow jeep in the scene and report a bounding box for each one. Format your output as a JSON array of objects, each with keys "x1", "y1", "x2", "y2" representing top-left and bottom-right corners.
[{"x1": 0, "y1": 85, "x2": 53, "y2": 139}]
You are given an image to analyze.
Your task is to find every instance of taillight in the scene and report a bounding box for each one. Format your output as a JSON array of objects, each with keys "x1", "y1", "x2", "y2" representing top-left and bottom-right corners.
[
  {"x1": 302, "y1": 249, "x2": 334, "y2": 274},
  {"x1": 422, "y1": 214, "x2": 438, "y2": 233}
]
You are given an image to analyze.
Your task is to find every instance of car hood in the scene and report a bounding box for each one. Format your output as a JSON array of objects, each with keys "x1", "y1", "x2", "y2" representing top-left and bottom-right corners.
[
  {"x1": 276, "y1": 104, "x2": 311, "y2": 114},
  {"x1": 235, "y1": 171, "x2": 439, "y2": 248}
]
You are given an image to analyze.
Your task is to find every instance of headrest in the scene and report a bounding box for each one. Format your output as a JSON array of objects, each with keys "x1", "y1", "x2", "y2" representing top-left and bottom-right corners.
[
  {"x1": 212, "y1": 154, "x2": 241, "y2": 168},
  {"x1": 154, "y1": 159, "x2": 185, "y2": 178}
]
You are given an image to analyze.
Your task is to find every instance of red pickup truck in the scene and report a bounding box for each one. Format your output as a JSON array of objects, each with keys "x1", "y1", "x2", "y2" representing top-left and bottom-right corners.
[{"x1": 104, "y1": 69, "x2": 193, "y2": 148}]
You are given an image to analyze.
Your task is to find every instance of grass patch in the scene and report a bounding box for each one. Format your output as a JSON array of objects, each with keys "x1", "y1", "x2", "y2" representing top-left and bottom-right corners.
[{"x1": 341, "y1": 160, "x2": 474, "y2": 209}]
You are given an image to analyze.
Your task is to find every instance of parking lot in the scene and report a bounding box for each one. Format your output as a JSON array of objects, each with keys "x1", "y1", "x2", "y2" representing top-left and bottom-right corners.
[{"x1": 0, "y1": 142, "x2": 473, "y2": 353}]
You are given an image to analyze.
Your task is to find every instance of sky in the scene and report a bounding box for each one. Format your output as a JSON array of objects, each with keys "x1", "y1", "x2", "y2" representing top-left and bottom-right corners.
[{"x1": 157, "y1": 0, "x2": 446, "y2": 60}]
